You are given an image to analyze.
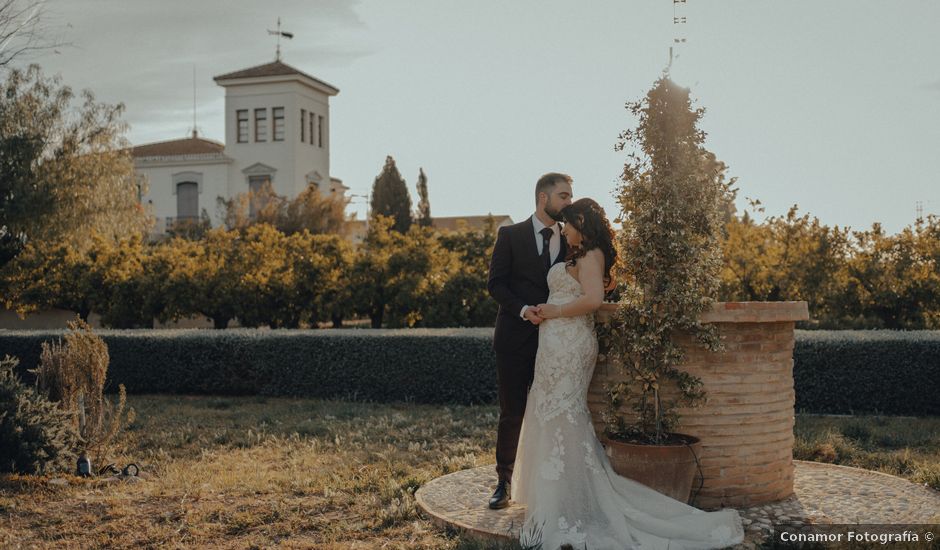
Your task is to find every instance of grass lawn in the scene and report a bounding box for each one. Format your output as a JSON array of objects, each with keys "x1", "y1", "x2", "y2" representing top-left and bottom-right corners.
[
  {"x1": 793, "y1": 414, "x2": 940, "y2": 489},
  {"x1": 1, "y1": 395, "x2": 938, "y2": 549}
]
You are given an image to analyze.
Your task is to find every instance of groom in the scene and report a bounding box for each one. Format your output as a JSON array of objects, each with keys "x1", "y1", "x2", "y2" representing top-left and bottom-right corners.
[{"x1": 486, "y1": 172, "x2": 573, "y2": 509}]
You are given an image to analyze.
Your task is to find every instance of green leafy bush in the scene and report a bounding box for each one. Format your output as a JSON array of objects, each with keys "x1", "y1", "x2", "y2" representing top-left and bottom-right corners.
[
  {"x1": 0, "y1": 355, "x2": 78, "y2": 474},
  {"x1": 604, "y1": 75, "x2": 737, "y2": 443}
]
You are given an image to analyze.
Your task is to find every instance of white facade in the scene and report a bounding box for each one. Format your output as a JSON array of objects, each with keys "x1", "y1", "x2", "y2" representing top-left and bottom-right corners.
[
  {"x1": 222, "y1": 79, "x2": 332, "y2": 198},
  {"x1": 132, "y1": 60, "x2": 344, "y2": 234},
  {"x1": 134, "y1": 147, "x2": 232, "y2": 232}
]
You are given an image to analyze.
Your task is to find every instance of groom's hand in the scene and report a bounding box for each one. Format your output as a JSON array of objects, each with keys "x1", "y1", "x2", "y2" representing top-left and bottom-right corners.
[{"x1": 523, "y1": 306, "x2": 544, "y2": 325}]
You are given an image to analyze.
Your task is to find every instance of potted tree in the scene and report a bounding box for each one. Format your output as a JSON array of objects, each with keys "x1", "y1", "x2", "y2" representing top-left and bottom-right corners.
[{"x1": 597, "y1": 73, "x2": 738, "y2": 503}]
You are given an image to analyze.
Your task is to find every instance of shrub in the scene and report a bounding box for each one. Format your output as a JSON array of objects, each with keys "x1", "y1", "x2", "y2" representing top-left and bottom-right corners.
[
  {"x1": 0, "y1": 355, "x2": 78, "y2": 474},
  {"x1": 33, "y1": 317, "x2": 132, "y2": 464},
  {"x1": 603, "y1": 75, "x2": 737, "y2": 443}
]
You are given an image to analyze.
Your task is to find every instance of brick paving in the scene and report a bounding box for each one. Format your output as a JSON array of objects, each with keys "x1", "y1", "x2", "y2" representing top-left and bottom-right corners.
[{"x1": 415, "y1": 460, "x2": 940, "y2": 548}]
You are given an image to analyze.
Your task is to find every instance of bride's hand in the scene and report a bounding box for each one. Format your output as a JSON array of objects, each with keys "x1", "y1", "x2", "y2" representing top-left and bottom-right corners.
[{"x1": 536, "y1": 303, "x2": 561, "y2": 319}]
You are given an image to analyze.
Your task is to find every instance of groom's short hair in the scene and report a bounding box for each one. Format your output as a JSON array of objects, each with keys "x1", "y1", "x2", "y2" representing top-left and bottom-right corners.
[{"x1": 535, "y1": 172, "x2": 573, "y2": 204}]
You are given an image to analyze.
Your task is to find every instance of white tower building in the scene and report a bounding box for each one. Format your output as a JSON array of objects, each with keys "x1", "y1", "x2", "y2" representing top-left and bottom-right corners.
[{"x1": 132, "y1": 59, "x2": 346, "y2": 234}]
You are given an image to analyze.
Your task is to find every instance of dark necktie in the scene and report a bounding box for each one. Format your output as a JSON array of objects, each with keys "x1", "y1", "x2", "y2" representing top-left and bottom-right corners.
[{"x1": 540, "y1": 226, "x2": 554, "y2": 270}]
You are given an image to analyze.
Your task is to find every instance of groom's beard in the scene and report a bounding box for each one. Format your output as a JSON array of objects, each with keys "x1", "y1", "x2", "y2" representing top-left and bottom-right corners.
[{"x1": 546, "y1": 207, "x2": 565, "y2": 222}]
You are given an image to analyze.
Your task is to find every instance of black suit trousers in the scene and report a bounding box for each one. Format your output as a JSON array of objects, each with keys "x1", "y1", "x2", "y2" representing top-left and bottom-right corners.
[{"x1": 495, "y1": 348, "x2": 536, "y2": 483}]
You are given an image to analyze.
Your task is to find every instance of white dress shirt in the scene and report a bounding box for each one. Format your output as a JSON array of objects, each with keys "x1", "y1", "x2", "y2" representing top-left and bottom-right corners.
[
  {"x1": 532, "y1": 214, "x2": 561, "y2": 263},
  {"x1": 520, "y1": 214, "x2": 561, "y2": 319}
]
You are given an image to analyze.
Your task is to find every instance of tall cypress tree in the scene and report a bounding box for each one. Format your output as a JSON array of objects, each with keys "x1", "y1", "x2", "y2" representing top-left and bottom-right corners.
[
  {"x1": 415, "y1": 167, "x2": 432, "y2": 227},
  {"x1": 370, "y1": 155, "x2": 412, "y2": 233}
]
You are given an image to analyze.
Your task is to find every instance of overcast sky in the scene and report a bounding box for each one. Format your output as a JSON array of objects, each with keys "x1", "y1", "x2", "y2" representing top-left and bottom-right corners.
[{"x1": 20, "y1": 0, "x2": 940, "y2": 234}]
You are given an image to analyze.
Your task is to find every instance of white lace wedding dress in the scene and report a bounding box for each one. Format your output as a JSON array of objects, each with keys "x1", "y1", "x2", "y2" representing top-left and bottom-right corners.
[{"x1": 511, "y1": 262, "x2": 745, "y2": 550}]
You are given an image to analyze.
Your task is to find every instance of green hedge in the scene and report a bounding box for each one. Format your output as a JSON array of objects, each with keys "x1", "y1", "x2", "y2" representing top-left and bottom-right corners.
[
  {"x1": 1, "y1": 328, "x2": 937, "y2": 415},
  {"x1": 0, "y1": 328, "x2": 497, "y2": 404},
  {"x1": 793, "y1": 330, "x2": 940, "y2": 416}
]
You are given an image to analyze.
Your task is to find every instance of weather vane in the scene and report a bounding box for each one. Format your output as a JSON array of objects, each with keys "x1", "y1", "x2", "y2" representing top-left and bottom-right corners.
[
  {"x1": 268, "y1": 17, "x2": 294, "y2": 61},
  {"x1": 668, "y1": 0, "x2": 688, "y2": 73}
]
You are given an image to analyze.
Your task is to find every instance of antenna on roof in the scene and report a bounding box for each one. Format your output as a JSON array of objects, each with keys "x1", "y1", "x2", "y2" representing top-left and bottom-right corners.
[
  {"x1": 268, "y1": 17, "x2": 294, "y2": 61},
  {"x1": 192, "y1": 64, "x2": 197, "y2": 138}
]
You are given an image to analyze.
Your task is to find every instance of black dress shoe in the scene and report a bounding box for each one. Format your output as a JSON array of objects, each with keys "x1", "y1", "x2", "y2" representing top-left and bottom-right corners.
[{"x1": 488, "y1": 480, "x2": 511, "y2": 509}]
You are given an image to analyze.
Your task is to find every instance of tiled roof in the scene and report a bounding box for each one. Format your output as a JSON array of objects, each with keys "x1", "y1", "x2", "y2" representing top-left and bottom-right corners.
[
  {"x1": 213, "y1": 60, "x2": 339, "y2": 94},
  {"x1": 131, "y1": 136, "x2": 225, "y2": 158},
  {"x1": 431, "y1": 215, "x2": 513, "y2": 232}
]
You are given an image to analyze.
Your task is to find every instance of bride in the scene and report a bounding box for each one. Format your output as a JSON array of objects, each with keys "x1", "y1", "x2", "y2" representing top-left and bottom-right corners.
[{"x1": 511, "y1": 198, "x2": 745, "y2": 550}]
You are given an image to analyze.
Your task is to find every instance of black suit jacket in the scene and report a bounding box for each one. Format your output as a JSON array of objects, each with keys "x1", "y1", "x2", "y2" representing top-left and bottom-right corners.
[{"x1": 487, "y1": 216, "x2": 568, "y2": 356}]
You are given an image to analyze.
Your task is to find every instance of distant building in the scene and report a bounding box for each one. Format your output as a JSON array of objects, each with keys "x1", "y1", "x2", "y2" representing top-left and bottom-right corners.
[
  {"x1": 344, "y1": 214, "x2": 513, "y2": 244},
  {"x1": 131, "y1": 59, "x2": 347, "y2": 236},
  {"x1": 345, "y1": 219, "x2": 368, "y2": 245},
  {"x1": 431, "y1": 215, "x2": 513, "y2": 232}
]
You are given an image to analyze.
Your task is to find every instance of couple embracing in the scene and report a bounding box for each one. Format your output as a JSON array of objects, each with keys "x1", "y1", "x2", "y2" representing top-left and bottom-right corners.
[{"x1": 486, "y1": 173, "x2": 745, "y2": 549}]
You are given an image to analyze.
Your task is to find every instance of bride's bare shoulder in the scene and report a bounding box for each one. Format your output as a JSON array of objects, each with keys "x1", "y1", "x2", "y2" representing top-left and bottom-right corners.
[{"x1": 583, "y1": 248, "x2": 605, "y2": 264}]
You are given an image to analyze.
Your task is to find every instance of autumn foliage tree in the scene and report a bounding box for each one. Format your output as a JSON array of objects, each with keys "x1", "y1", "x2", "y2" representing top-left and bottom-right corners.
[
  {"x1": 842, "y1": 215, "x2": 940, "y2": 329},
  {"x1": 718, "y1": 200, "x2": 940, "y2": 329},
  {"x1": 0, "y1": 64, "x2": 152, "y2": 269},
  {"x1": 424, "y1": 219, "x2": 498, "y2": 326},
  {"x1": 351, "y1": 216, "x2": 461, "y2": 328},
  {"x1": 1, "y1": 233, "x2": 152, "y2": 328},
  {"x1": 720, "y1": 200, "x2": 852, "y2": 323},
  {"x1": 1, "y1": 238, "x2": 99, "y2": 321},
  {"x1": 153, "y1": 229, "x2": 243, "y2": 329},
  {"x1": 289, "y1": 233, "x2": 355, "y2": 328},
  {"x1": 216, "y1": 180, "x2": 349, "y2": 236}
]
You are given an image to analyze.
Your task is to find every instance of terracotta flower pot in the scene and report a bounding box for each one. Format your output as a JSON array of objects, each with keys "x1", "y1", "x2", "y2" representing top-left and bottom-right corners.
[{"x1": 602, "y1": 433, "x2": 703, "y2": 504}]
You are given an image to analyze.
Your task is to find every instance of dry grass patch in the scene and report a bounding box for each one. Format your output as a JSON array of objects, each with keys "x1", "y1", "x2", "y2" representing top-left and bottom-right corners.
[
  {"x1": 2, "y1": 396, "x2": 937, "y2": 549},
  {"x1": 0, "y1": 395, "x2": 516, "y2": 549},
  {"x1": 794, "y1": 414, "x2": 940, "y2": 490}
]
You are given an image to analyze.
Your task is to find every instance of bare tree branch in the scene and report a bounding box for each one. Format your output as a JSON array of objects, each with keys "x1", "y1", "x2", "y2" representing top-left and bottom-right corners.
[{"x1": 0, "y1": 0, "x2": 67, "y2": 69}]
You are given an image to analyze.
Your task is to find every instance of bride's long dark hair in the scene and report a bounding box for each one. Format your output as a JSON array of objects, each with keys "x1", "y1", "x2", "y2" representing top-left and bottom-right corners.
[{"x1": 562, "y1": 198, "x2": 617, "y2": 291}]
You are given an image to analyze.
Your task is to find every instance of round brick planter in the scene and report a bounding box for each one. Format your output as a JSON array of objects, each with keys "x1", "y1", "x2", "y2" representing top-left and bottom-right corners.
[{"x1": 591, "y1": 301, "x2": 809, "y2": 510}]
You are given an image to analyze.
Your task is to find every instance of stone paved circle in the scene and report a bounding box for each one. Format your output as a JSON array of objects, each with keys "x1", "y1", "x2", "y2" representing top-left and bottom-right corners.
[{"x1": 415, "y1": 460, "x2": 940, "y2": 548}]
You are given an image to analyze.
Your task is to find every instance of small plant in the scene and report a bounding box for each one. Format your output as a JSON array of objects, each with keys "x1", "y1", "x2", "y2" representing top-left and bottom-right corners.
[
  {"x1": 32, "y1": 316, "x2": 134, "y2": 465},
  {"x1": 0, "y1": 355, "x2": 78, "y2": 474},
  {"x1": 600, "y1": 74, "x2": 737, "y2": 445}
]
